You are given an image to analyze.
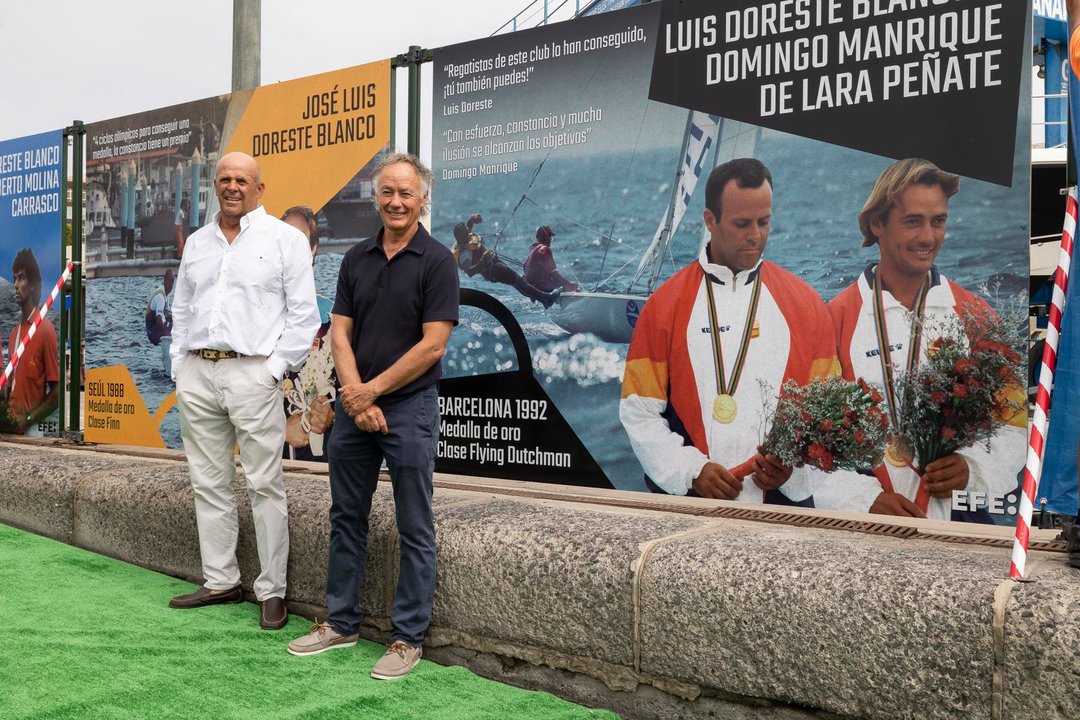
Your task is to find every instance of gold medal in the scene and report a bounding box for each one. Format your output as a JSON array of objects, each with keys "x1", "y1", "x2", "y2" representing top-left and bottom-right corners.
[
  {"x1": 884, "y1": 434, "x2": 915, "y2": 467},
  {"x1": 872, "y1": 267, "x2": 929, "y2": 467},
  {"x1": 704, "y1": 271, "x2": 761, "y2": 428},
  {"x1": 713, "y1": 394, "x2": 737, "y2": 424}
]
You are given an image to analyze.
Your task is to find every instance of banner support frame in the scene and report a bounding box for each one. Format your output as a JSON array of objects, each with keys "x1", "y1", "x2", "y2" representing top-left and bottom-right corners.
[{"x1": 65, "y1": 121, "x2": 85, "y2": 442}]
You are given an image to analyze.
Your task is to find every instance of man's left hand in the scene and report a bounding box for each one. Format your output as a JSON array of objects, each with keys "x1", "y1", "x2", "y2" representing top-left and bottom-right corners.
[
  {"x1": 750, "y1": 450, "x2": 793, "y2": 492},
  {"x1": 340, "y1": 382, "x2": 378, "y2": 416},
  {"x1": 922, "y1": 454, "x2": 969, "y2": 498}
]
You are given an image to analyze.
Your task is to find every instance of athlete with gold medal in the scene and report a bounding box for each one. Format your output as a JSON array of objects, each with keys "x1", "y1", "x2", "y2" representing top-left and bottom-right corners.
[
  {"x1": 621, "y1": 159, "x2": 840, "y2": 504},
  {"x1": 823, "y1": 158, "x2": 1027, "y2": 522}
]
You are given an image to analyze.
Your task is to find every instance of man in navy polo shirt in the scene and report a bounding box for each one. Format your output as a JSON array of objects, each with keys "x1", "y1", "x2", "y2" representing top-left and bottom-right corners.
[{"x1": 287, "y1": 153, "x2": 459, "y2": 678}]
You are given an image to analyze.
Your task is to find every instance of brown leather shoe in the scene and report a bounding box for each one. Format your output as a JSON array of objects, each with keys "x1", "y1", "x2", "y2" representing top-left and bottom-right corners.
[
  {"x1": 169, "y1": 584, "x2": 243, "y2": 609},
  {"x1": 260, "y1": 597, "x2": 288, "y2": 630},
  {"x1": 1067, "y1": 522, "x2": 1080, "y2": 569}
]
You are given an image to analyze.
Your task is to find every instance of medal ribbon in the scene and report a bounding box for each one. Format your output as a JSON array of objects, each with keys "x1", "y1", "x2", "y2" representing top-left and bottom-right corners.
[
  {"x1": 871, "y1": 266, "x2": 928, "y2": 434},
  {"x1": 704, "y1": 270, "x2": 762, "y2": 402}
]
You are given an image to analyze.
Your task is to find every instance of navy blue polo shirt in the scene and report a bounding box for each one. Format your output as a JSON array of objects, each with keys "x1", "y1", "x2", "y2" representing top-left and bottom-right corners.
[{"x1": 332, "y1": 223, "x2": 459, "y2": 398}]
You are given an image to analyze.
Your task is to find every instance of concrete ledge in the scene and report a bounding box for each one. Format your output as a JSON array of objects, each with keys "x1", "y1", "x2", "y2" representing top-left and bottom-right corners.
[{"x1": 0, "y1": 440, "x2": 1076, "y2": 720}]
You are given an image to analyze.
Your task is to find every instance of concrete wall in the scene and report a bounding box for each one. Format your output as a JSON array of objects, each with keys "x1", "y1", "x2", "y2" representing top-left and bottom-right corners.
[{"x1": 0, "y1": 441, "x2": 1076, "y2": 720}]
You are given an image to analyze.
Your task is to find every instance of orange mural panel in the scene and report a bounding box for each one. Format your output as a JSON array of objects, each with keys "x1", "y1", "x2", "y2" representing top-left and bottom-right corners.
[
  {"x1": 223, "y1": 60, "x2": 391, "y2": 218},
  {"x1": 85, "y1": 366, "x2": 167, "y2": 448}
]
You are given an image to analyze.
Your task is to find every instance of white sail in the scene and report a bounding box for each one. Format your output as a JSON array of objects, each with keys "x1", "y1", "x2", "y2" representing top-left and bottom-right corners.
[{"x1": 631, "y1": 111, "x2": 720, "y2": 291}]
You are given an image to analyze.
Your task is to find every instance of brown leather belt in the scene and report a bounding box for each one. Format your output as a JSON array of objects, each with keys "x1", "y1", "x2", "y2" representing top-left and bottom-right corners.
[{"x1": 191, "y1": 349, "x2": 244, "y2": 361}]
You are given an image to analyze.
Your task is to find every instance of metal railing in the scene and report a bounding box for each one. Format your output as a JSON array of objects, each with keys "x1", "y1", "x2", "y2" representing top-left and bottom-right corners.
[
  {"x1": 491, "y1": 0, "x2": 585, "y2": 34},
  {"x1": 1034, "y1": 91, "x2": 1069, "y2": 149}
]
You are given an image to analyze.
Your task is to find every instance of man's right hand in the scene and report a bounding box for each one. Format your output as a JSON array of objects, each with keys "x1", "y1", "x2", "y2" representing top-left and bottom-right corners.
[
  {"x1": 308, "y1": 395, "x2": 334, "y2": 434},
  {"x1": 354, "y1": 405, "x2": 388, "y2": 434},
  {"x1": 869, "y1": 491, "x2": 926, "y2": 518},
  {"x1": 692, "y1": 462, "x2": 743, "y2": 500},
  {"x1": 284, "y1": 413, "x2": 308, "y2": 448}
]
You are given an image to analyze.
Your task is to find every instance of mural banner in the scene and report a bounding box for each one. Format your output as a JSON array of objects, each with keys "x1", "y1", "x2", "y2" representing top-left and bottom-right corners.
[
  {"x1": 0, "y1": 130, "x2": 63, "y2": 437},
  {"x1": 431, "y1": 1, "x2": 1031, "y2": 523},
  {"x1": 84, "y1": 60, "x2": 391, "y2": 451}
]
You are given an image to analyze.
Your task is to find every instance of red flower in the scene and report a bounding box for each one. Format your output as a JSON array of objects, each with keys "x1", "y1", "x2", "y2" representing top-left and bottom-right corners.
[
  {"x1": 819, "y1": 418, "x2": 834, "y2": 431},
  {"x1": 972, "y1": 340, "x2": 1019, "y2": 362},
  {"x1": 931, "y1": 391, "x2": 947, "y2": 404},
  {"x1": 854, "y1": 429, "x2": 866, "y2": 444},
  {"x1": 928, "y1": 337, "x2": 955, "y2": 357},
  {"x1": 954, "y1": 358, "x2": 977, "y2": 374},
  {"x1": 952, "y1": 384, "x2": 969, "y2": 398},
  {"x1": 942, "y1": 426, "x2": 957, "y2": 439},
  {"x1": 807, "y1": 443, "x2": 834, "y2": 471}
]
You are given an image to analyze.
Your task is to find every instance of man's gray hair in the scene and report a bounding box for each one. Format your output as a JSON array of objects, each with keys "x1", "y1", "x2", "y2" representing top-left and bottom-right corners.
[{"x1": 369, "y1": 153, "x2": 434, "y2": 202}]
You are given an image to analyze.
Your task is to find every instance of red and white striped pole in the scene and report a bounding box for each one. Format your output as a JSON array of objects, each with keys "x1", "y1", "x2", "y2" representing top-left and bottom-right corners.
[
  {"x1": 0, "y1": 261, "x2": 74, "y2": 394},
  {"x1": 1010, "y1": 187, "x2": 1078, "y2": 579}
]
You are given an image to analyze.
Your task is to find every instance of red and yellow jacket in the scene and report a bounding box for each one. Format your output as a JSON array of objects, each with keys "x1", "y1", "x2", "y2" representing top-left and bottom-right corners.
[
  {"x1": 620, "y1": 252, "x2": 838, "y2": 499},
  {"x1": 818, "y1": 265, "x2": 1026, "y2": 520}
]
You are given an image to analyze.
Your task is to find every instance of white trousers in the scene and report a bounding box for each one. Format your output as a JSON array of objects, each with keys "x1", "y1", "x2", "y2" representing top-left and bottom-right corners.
[{"x1": 176, "y1": 354, "x2": 288, "y2": 601}]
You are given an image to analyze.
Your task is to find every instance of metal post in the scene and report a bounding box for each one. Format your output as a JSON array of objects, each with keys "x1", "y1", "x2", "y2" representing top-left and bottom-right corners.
[
  {"x1": 68, "y1": 121, "x2": 85, "y2": 439},
  {"x1": 389, "y1": 57, "x2": 398, "y2": 151},
  {"x1": 407, "y1": 45, "x2": 422, "y2": 156},
  {"x1": 232, "y1": 0, "x2": 261, "y2": 91},
  {"x1": 59, "y1": 129, "x2": 70, "y2": 434},
  {"x1": 544, "y1": 0, "x2": 549, "y2": 24}
]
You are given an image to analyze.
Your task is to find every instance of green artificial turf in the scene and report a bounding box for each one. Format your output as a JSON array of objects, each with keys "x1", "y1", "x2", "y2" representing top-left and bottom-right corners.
[{"x1": 0, "y1": 523, "x2": 619, "y2": 720}]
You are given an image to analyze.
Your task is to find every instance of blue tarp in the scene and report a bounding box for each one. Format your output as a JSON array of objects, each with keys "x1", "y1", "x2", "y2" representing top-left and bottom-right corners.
[{"x1": 1036, "y1": 55, "x2": 1080, "y2": 516}]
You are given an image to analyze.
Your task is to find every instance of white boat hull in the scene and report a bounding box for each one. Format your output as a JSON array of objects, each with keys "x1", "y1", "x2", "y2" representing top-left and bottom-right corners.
[{"x1": 546, "y1": 291, "x2": 647, "y2": 344}]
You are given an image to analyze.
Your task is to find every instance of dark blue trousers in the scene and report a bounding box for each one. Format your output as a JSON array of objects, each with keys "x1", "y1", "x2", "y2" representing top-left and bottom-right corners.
[{"x1": 325, "y1": 386, "x2": 438, "y2": 646}]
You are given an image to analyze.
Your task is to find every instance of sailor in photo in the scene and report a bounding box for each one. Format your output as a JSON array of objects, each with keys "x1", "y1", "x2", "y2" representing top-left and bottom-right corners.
[
  {"x1": 819, "y1": 158, "x2": 1026, "y2": 521},
  {"x1": 524, "y1": 224, "x2": 578, "y2": 294},
  {"x1": 145, "y1": 269, "x2": 174, "y2": 377},
  {"x1": 620, "y1": 158, "x2": 839, "y2": 503},
  {"x1": 4, "y1": 248, "x2": 59, "y2": 435},
  {"x1": 450, "y1": 212, "x2": 561, "y2": 308}
]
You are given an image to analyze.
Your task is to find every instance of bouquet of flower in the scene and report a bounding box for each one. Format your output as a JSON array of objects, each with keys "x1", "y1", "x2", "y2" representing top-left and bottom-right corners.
[
  {"x1": 730, "y1": 376, "x2": 890, "y2": 477},
  {"x1": 0, "y1": 397, "x2": 18, "y2": 433},
  {"x1": 297, "y1": 341, "x2": 337, "y2": 405},
  {"x1": 894, "y1": 306, "x2": 1024, "y2": 469},
  {"x1": 283, "y1": 339, "x2": 337, "y2": 455}
]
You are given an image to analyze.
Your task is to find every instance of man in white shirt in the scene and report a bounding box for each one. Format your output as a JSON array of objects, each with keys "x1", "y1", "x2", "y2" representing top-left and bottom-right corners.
[{"x1": 167, "y1": 152, "x2": 320, "y2": 630}]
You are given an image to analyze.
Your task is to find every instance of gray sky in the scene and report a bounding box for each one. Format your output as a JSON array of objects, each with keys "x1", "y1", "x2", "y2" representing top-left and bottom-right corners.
[{"x1": 0, "y1": 0, "x2": 582, "y2": 142}]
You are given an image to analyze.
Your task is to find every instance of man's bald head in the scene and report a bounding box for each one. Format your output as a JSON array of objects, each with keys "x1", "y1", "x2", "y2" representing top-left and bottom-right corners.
[{"x1": 214, "y1": 152, "x2": 264, "y2": 224}]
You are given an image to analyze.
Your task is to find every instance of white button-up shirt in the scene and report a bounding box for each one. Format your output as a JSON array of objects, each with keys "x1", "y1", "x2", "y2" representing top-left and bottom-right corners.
[{"x1": 169, "y1": 206, "x2": 320, "y2": 381}]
